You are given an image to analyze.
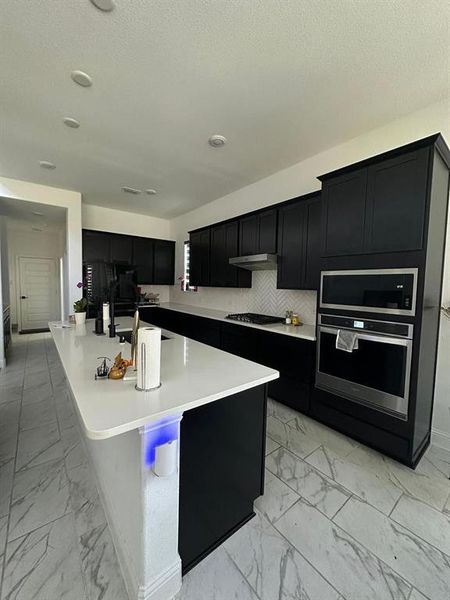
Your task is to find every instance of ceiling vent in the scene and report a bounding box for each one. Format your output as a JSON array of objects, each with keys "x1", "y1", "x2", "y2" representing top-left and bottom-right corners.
[{"x1": 122, "y1": 186, "x2": 142, "y2": 195}]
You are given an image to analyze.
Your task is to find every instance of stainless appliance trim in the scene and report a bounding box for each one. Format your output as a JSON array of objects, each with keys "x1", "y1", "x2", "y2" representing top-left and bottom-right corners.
[
  {"x1": 319, "y1": 268, "x2": 418, "y2": 316},
  {"x1": 229, "y1": 253, "x2": 277, "y2": 271},
  {"x1": 316, "y1": 323, "x2": 413, "y2": 419}
]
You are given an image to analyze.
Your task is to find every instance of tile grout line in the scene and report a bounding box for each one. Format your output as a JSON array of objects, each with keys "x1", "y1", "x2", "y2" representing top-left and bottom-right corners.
[{"x1": 271, "y1": 497, "x2": 415, "y2": 600}]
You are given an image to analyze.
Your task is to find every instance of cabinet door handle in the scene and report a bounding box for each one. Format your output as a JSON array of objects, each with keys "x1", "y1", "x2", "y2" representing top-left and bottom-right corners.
[{"x1": 21, "y1": 296, "x2": 28, "y2": 299}]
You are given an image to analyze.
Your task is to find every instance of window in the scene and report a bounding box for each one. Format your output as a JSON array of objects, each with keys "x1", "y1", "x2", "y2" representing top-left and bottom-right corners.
[{"x1": 181, "y1": 241, "x2": 197, "y2": 292}]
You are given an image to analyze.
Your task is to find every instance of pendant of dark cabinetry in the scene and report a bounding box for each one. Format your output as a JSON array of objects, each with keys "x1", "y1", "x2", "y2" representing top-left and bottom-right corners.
[{"x1": 277, "y1": 193, "x2": 321, "y2": 290}]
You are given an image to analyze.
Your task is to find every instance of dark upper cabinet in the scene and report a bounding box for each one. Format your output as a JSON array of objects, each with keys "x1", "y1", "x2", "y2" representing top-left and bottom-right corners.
[
  {"x1": 190, "y1": 228, "x2": 211, "y2": 286},
  {"x1": 133, "y1": 237, "x2": 154, "y2": 284},
  {"x1": 239, "y1": 209, "x2": 277, "y2": 255},
  {"x1": 82, "y1": 230, "x2": 175, "y2": 285},
  {"x1": 321, "y1": 146, "x2": 431, "y2": 257},
  {"x1": 364, "y1": 148, "x2": 429, "y2": 253},
  {"x1": 321, "y1": 170, "x2": 367, "y2": 257},
  {"x1": 153, "y1": 240, "x2": 175, "y2": 284},
  {"x1": 210, "y1": 221, "x2": 251, "y2": 288},
  {"x1": 82, "y1": 230, "x2": 111, "y2": 262},
  {"x1": 110, "y1": 234, "x2": 133, "y2": 263},
  {"x1": 277, "y1": 201, "x2": 306, "y2": 289},
  {"x1": 277, "y1": 194, "x2": 321, "y2": 290},
  {"x1": 303, "y1": 196, "x2": 322, "y2": 289}
]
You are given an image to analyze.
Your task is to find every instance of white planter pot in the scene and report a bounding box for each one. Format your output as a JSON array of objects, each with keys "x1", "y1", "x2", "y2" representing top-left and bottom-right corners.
[{"x1": 74, "y1": 312, "x2": 86, "y2": 325}]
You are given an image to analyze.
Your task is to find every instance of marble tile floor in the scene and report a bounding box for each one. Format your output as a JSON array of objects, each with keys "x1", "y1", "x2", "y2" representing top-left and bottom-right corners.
[{"x1": 0, "y1": 334, "x2": 449, "y2": 600}]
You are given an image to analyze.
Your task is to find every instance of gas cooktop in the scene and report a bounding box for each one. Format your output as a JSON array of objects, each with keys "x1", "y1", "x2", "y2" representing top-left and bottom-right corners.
[{"x1": 225, "y1": 313, "x2": 285, "y2": 325}]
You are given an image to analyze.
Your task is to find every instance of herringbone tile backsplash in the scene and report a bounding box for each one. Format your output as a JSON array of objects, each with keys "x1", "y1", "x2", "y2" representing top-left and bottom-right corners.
[{"x1": 170, "y1": 270, "x2": 317, "y2": 324}]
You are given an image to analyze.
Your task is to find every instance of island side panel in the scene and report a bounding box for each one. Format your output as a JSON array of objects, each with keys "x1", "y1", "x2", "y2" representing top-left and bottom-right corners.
[
  {"x1": 179, "y1": 384, "x2": 267, "y2": 574},
  {"x1": 83, "y1": 412, "x2": 183, "y2": 600},
  {"x1": 83, "y1": 426, "x2": 143, "y2": 599}
]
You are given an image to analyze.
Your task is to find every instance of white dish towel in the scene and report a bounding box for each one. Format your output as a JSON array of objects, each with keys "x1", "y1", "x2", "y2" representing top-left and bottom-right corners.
[{"x1": 336, "y1": 329, "x2": 359, "y2": 352}]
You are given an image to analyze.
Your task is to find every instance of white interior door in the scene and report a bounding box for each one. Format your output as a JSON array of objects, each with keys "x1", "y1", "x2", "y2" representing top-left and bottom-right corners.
[{"x1": 18, "y1": 257, "x2": 60, "y2": 332}]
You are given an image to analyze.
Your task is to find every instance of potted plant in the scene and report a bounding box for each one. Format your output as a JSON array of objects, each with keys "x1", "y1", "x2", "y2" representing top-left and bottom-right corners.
[{"x1": 74, "y1": 282, "x2": 88, "y2": 325}]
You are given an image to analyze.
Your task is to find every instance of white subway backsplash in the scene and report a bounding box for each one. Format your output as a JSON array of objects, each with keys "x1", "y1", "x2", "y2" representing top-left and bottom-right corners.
[{"x1": 170, "y1": 270, "x2": 317, "y2": 324}]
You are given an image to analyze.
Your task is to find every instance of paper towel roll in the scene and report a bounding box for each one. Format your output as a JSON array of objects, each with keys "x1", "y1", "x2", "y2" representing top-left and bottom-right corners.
[
  {"x1": 136, "y1": 327, "x2": 161, "y2": 391},
  {"x1": 154, "y1": 440, "x2": 177, "y2": 477},
  {"x1": 102, "y1": 302, "x2": 110, "y2": 322}
]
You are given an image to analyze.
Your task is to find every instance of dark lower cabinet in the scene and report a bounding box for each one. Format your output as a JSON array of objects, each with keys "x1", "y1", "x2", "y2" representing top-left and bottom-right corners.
[
  {"x1": 144, "y1": 308, "x2": 316, "y2": 414},
  {"x1": 179, "y1": 385, "x2": 266, "y2": 573}
]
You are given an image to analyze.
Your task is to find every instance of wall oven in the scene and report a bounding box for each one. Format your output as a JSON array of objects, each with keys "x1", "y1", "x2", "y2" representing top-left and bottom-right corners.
[
  {"x1": 320, "y1": 268, "x2": 418, "y2": 316},
  {"x1": 316, "y1": 314, "x2": 413, "y2": 419}
]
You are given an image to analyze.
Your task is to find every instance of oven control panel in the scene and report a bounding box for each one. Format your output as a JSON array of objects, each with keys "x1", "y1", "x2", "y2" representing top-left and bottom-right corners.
[{"x1": 319, "y1": 314, "x2": 412, "y2": 338}]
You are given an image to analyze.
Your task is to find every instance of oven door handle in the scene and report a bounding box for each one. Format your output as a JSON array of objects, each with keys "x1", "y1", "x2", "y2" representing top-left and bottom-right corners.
[{"x1": 319, "y1": 326, "x2": 412, "y2": 347}]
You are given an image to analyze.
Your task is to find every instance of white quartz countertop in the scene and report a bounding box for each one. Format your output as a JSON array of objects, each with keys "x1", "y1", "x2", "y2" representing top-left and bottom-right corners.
[
  {"x1": 50, "y1": 317, "x2": 278, "y2": 441},
  {"x1": 147, "y1": 302, "x2": 317, "y2": 341}
]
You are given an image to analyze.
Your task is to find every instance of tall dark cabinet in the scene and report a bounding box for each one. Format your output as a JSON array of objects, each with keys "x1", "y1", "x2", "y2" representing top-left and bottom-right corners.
[{"x1": 315, "y1": 134, "x2": 450, "y2": 467}]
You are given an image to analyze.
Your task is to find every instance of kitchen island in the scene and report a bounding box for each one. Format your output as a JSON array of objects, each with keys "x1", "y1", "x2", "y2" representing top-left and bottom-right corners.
[{"x1": 50, "y1": 317, "x2": 278, "y2": 600}]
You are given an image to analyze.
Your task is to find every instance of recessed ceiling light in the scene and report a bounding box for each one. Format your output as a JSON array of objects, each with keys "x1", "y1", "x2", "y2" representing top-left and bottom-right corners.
[
  {"x1": 71, "y1": 70, "x2": 93, "y2": 87},
  {"x1": 31, "y1": 211, "x2": 44, "y2": 216},
  {"x1": 122, "y1": 186, "x2": 142, "y2": 195},
  {"x1": 90, "y1": 0, "x2": 115, "y2": 11},
  {"x1": 39, "y1": 160, "x2": 56, "y2": 170},
  {"x1": 208, "y1": 134, "x2": 227, "y2": 148},
  {"x1": 63, "y1": 117, "x2": 80, "y2": 128},
  {"x1": 145, "y1": 189, "x2": 157, "y2": 195}
]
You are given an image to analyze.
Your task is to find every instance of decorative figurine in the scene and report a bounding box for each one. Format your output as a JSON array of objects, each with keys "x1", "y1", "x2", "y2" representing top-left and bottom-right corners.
[{"x1": 108, "y1": 352, "x2": 128, "y2": 380}]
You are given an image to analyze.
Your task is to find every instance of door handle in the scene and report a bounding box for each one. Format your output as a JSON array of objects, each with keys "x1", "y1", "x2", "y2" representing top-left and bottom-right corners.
[{"x1": 21, "y1": 296, "x2": 28, "y2": 299}]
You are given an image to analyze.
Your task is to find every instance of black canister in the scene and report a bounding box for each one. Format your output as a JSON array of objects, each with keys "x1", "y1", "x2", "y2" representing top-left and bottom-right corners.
[{"x1": 95, "y1": 313, "x2": 104, "y2": 335}]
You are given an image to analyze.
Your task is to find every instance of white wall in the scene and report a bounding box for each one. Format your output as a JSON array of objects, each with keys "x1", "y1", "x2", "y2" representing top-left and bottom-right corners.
[
  {"x1": 82, "y1": 204, "x2": 172, "y2": 240},
  {"x1": 7, "y1": 224, "x2": 65, "y2": 326},
  {"x1": 0, "y1": 178, "x2": 82, "y2": 319},
  {"x1": 170, "y1": 99, "x2": 450, "y2": 447}
]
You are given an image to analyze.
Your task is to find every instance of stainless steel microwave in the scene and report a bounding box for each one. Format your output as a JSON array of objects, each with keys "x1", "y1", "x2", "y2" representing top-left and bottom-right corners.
[{"x1": 320, "y1": 268, "x2": 418, "y2": 316}]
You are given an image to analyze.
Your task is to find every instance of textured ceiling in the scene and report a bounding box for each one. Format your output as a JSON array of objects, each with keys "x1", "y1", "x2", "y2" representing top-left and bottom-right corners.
[{"x1": 0, "y1": 0, "x2": 448, "y2": 218}]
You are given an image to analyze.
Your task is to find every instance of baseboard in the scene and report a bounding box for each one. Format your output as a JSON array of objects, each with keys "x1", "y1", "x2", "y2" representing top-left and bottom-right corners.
[
  {"x1": 138, "y1": 559, "x2": 181, "y2": 600},
  {"x1": 431, "y1": 427, "x2": 450, "y2": 450}
]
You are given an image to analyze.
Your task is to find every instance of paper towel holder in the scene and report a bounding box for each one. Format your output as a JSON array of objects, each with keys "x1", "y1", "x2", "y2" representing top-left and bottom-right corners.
[{"x1": 135, "y1": 331, "x2": 162, "y2": 391}]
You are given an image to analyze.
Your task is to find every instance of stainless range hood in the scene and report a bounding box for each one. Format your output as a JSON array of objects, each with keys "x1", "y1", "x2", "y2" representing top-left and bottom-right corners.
[{"x1": 229, "y1": 253, "x2": 278, "y2": 271}]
